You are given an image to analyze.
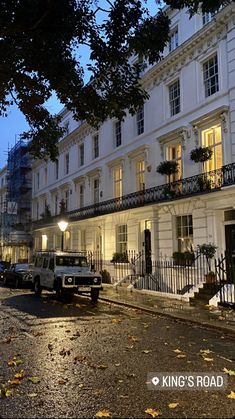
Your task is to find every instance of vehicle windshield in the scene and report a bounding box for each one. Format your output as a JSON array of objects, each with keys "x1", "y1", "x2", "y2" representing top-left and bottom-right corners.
[
  {"x1": 15, "y1": 264, "x2": 29, "y2": 271},
  {"x1": 55, "y1": 256, "x2": 88, "y2": 268}
]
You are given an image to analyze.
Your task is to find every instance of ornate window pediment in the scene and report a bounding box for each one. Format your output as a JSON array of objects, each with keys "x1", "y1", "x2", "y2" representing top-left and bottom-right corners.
[{"x1": 158, "y1": 126, "x2": 190, "y2": 157}]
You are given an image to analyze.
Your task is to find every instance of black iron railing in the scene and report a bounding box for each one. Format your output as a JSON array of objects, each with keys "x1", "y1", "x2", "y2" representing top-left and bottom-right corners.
[{"x1": 32, "y1": 162, "x2": 235, "y2": 228}]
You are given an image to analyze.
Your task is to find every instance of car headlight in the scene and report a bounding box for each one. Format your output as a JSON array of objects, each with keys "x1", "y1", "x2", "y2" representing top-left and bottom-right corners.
[
  {"x1": 93, "y1": 277, "x2": 99, "y2": 284},
  {"x1": 67, "y1": 277, "x2": 73, "y2": 283}
]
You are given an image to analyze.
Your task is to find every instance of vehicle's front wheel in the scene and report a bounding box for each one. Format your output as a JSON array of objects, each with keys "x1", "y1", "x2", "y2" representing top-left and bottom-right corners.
[
  {"x1": 34, "y1": 278, "x2": 42, "y2": 296},
  {"x1": 91, "y1": 289, "x2": 99, "y2": 303}
]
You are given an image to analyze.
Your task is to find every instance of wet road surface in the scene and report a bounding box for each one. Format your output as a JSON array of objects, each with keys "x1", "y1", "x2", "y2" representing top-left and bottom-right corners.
[{"x1": 0, "y1": 286, "x2": 235, "y2": 418}]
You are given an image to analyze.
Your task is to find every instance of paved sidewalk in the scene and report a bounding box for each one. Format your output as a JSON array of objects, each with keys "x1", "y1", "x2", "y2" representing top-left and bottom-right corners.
[{"x1": 100, "y1": 284, "x2": 235, "y2": 335}]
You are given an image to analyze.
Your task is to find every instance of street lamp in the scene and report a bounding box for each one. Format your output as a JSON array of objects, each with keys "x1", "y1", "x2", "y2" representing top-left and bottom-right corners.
[{"x1": 57, "y1": 220, "x2": 68, "y2": 251}]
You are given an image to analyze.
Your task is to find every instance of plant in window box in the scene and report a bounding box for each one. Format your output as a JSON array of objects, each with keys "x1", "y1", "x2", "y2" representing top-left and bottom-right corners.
[
  {"x1": 156, "y1": 160, "x2": 178, "y2": 177},
  {"x1": 110, "y1": 252, "x2": 129, "y2": 263},
  {"x1": 198, "y1": 243, "x2": 217, "y2": 283},
  {"x1": 190, "y1": 146, "x2": 213, "y2": 163},
  {"x1": 197, "y1": 174, "x2": 212, "y2": 192}
]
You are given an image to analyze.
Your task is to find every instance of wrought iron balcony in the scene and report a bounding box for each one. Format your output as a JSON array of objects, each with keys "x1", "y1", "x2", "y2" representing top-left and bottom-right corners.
[{"x1": 32, "y1": 162, "x2": 235, "y2": 228}]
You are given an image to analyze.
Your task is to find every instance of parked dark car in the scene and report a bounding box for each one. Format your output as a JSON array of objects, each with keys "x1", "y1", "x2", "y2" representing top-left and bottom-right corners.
[
  {"x1": 0, "y1": 261, "x2": 10, "y2": 273},
  {"x1": 1, "y1": 263, "x2": 32, "y2": 288}
]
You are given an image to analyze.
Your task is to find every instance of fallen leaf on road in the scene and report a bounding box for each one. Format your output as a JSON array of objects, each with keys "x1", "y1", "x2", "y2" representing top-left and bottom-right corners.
[
  {"x1": 168, "y1": 403, "x2": 179, "y2": 409},
  {"x1": 95, "y1": 409, "x2": 112, "y2": 417},
  {"x1": 173, "y1": 349, "x2": 182, "y2": 354},
  {"x1": 1, "y1": 388, "x2": 12, "y2": 398},
  {"x1": 58, "y1": 379, "x2": 67, "y2": 385},
  {"x1": 218, "y1": 316, "x2": 225, "y2": 321},
  {"x1": 32, "y1": 332, "x2": 44, "y2": 337},
  {"x1": 142, "y1": 350, "x2": 152, "y2": 354},
  {"x1": 28, "y1": 393, "x2": 38, "y2": 397},
  {"x1": 8, "y1": 378, "x2": 21, "y2": 385},
  {"x1": 59, "y1": 348, "x2": 71, "y2": 357},
  {"x1": 203, "y1": 358, "x2": 214, "y2": 362},
  {"x1": 176, "y1": 354, "x2": 186, "y2": 359},
  {"x1": 128, "y1": 336, "x2": 139, "y2": 342},
  {"x1": 78, "y1": 384, "x2": 84, "y2": 388},
  {"x1": 97, "y1": 364, "x2": 108, "y2": 369},
  {"x1": 200, "y1": 349, "x2": 213, "y2": 355},
  {"x1": 3, "y1": 337, "x2": 12, "y2": 344},
  {"x1": 7, "y1": 357, "x2": 23, "y2": 367},
  {"x1": 115, "y1": 363, "x2": 121, "y2": 367},
  {"x1": 28, "y1": 377, "x2": 41, "y2": 384},
  {"x1": 145, "y1": 408, "x2": 161, "y2": 417},
  {"x1": 227, "y1": 391, "x2": 235, "y2": 399},
  {"x1": 94, "y1": 389, "x2": 104, "y2": 396},
  {"x1": 119, "y1": 395, "x2": 129, "y2": 399},
  {"x1": 14, "y1": 370, "x2": 24, "y2": 380},
  {"x1": 48, "y1": 344, "x2": 53, "y2": 352},
  {"x1": 223, "y1": 368, "x2": 235, "y2": 376},
  {"x1": 112, "y1": 318, "x2": 122, "y2": 324}
]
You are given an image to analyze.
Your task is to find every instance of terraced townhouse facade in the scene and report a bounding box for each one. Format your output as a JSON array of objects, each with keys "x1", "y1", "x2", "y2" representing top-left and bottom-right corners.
[{"x1": 32, "y1": 4, "x2": 235, "y2": 276}]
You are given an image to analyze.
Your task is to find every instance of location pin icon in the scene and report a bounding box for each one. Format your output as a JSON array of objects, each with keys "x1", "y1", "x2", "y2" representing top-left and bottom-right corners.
[{"x1": 152, "y1": 376, "x2": 159, "y2": 386}]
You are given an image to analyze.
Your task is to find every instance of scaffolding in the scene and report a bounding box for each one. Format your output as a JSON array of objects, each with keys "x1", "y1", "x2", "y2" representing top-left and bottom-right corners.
[{"x1": 1, "y1": 139, "x2": 32, "y2": 262}]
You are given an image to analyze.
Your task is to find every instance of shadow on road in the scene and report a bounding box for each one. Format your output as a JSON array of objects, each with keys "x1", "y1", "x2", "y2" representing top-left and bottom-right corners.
[{"x1": 0, "y1": 286, "x2": 124, "y2": 321}]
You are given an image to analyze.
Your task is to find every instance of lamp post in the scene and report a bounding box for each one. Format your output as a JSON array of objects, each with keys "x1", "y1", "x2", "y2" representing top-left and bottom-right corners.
[{"x1": 57, "y1": 220, "x2": 68, "y2": 251}]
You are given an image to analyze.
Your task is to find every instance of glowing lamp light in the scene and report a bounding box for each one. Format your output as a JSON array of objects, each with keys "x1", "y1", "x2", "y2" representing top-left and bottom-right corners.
[{"x1": 57, "y1": 220, "x2": 68, "y2": 232}]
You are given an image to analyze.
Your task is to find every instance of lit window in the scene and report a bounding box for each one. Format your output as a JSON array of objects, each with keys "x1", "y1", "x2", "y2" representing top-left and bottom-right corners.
[
  {"x1": 202, "y1": 125, "x2": 222, "y2": 171},
  {"x1": 137, "y1": 106, "x2": 144, "y2": 135},
  {"x1": 114, "y1": 166, "x2": 122, "y2": 198},
  {"x1": 115, "y1": 121, "x2": 122, "y2": 147},
  {"x1": 116, "y1": 224, "x2": 127, "y2": 254},
  {"x1": 136, "y1": 160, "x2": 145, "y2": 191},
  {"x1": 42, "y1": 234, "x2": 48, "y2": 251},
  {"x1": 176, "y1": 215, "x2": 193, "y2": 253},
  {"x1": 169, "y1": 79, "x2": 180, "y2": 116},
  {"x1": 93, "y1": 134, "x2": 99, "y2": 159},
  {"x1": 169, "y1": 26, "x2": 178, "y2": 52},
  {"x1": 203, "y1": 54, "x2": 219, "y2": 97},
  {"x1": 167, "y1": 143, "x2": 182, "y2": 182}
]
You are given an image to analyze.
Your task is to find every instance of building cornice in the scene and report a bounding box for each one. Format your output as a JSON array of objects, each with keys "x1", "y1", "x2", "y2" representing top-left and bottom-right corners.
[{"x1": 142, "y1": 4, "x2": 233, "y2": 91}]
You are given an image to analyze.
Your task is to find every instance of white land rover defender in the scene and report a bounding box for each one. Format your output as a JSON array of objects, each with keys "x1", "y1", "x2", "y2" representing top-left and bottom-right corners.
[{"x1": 32, "y1": 251, "x2": 102, "y2": 302}]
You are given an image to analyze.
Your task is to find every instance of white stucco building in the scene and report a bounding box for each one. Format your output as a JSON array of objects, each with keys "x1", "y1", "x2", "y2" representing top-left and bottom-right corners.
[{"x1": 32, "y1": 4, "x2": 235, "y2": 276}]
